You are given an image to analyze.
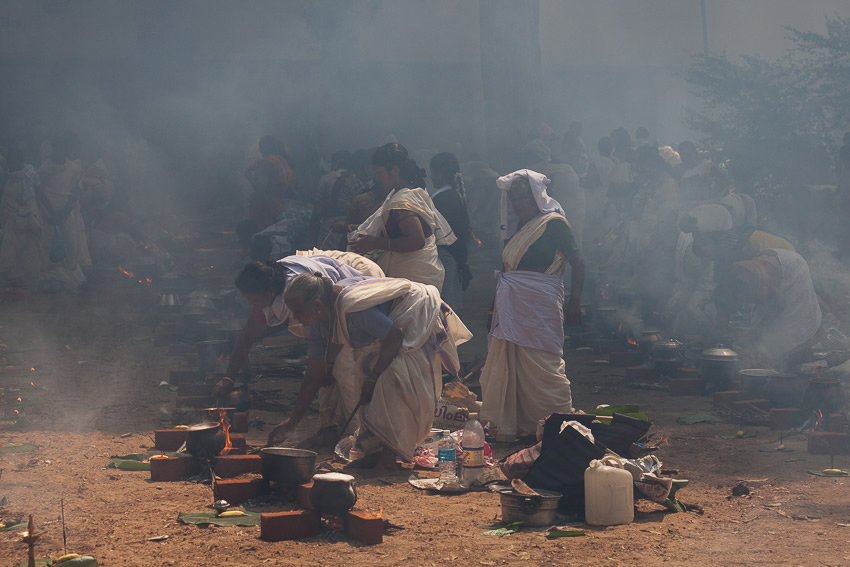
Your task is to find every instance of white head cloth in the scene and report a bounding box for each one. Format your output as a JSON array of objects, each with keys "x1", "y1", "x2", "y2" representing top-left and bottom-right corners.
[{"x1": 497, "y1": 169, "x2": 565, "y2": 240}]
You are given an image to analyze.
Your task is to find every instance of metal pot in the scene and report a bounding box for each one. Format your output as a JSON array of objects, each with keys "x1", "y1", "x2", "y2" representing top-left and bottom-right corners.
[
  {"x1": 261, "y1": 447, "x2": 317, "y2": 485},
  {"x1": 159, "y1": 292, "x2": 182, "y2": 313},
  {"x1": 651, "y1": 339, "x2": 686, "y2": 377},
  {"x1": 700, "y1": 345, "x2": 739, "y2": 389},
  {"x1": 185, "y1": 422, "x2": 222, "y2": 458},
  {"x1": 805, "y1": 377, "x2": 843, "y2": 413},
  {"x1": 310, "y1": 472, "x2": 358, "y2": 515},
  {"x1": 639, "y1": 330, "x2": 663, "y2": 357},
  {"x1": 765, "y1": 373, "x2": 805, "y2": 408},
  {"x1": 498, "y1": 488, "x2": 562, "y2": 527},
  {"x1": 738, "y1": 369, "x2": 778, "y2": 397}
]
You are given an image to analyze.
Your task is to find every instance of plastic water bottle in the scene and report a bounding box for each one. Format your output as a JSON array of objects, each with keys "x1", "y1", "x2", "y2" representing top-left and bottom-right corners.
[
  {"x1": 437, "y1": 435, "x2": 457, "y2": 484},
  {"x1": 461, "y1": 412, "x2": 485, "y2": 487}
]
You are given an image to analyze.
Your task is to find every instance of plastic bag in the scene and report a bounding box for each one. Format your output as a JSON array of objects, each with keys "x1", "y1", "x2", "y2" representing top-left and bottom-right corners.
[{"x1": 49, "y1": 225, "x2": 66, "y2": 262}]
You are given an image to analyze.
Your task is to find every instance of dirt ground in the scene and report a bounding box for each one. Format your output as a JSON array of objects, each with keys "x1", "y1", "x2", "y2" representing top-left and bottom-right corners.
[{"x1": 2, "y1": 241, "x2": 850, "y2": 567}]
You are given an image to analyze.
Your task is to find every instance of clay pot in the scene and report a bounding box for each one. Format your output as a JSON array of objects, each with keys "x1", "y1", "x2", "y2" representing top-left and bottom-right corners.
[{"x1": 310, "y1": 472, "x2": 358, "y2": 515}]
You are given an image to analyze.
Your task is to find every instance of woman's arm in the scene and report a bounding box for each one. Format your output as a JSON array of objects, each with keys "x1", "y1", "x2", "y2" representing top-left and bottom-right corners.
[
  {"x1": 350, "y1": 211, "x2": 426, "y2": 254},
  {"x1": 225, "y1": 314, "x2": 268, "y2": 377},
  {"x1": 360, "y1": 325, "x2": 404, "y2": 404},
  {"x1": 267, "y1": 357, "x2": 331, "y2": 445}
]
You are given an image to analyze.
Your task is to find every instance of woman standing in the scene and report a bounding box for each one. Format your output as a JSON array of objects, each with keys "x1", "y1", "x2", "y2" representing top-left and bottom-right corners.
[
  {"x1": 272, "y1": 274, "x2": 471, "y2": 468},
  {"x1": 429, "y1": 152, "x2": 471, "y2": 311},
  {"x1": 348, "y1": 143, "x2": 454, "y2": 291},
  {"x1": 37, "y1": 136, "x2": 91, "y2": 290},
  {"x1": 479, "y1": 169, "x2": 584, "y2": 440},
  {"x1": 0, "y1": 147, "x2": 42, "y2": 285}
]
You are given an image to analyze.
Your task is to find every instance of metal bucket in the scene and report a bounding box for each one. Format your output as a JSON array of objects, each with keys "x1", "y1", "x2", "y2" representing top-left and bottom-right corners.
[
  {"x1": 498, "y1": 488, "x2": 562, "y2": 526},
  {"x1": 261, "y1": 447, "x2": 317, "y2": 485}
]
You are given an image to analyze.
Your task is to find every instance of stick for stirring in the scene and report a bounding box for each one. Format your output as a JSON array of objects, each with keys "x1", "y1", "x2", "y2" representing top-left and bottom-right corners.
[
  {"x1": 61, "y1": 498, "x2": 67, "y2": 555},
  {"x1": 336, "y1": 400, "x2": 363, "y2": 447}
]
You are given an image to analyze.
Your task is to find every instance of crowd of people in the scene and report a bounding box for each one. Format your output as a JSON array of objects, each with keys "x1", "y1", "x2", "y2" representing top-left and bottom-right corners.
[
  {"x1": 0, "y1": 135, "x2": 148, "y2": 292},
  {"x1": 2, "y1": 123, "x2": 846, "y2": 469}
]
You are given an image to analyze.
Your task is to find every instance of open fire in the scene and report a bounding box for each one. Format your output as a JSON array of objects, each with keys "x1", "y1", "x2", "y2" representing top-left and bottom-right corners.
[{"x1": 218, "y1": 409, "x2": 233, "y2": 456}]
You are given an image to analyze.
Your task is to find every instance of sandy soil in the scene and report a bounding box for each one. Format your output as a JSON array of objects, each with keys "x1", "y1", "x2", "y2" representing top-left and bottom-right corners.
[{"x1": 2, "y1": 245, "x2": 850, "y2": 567}]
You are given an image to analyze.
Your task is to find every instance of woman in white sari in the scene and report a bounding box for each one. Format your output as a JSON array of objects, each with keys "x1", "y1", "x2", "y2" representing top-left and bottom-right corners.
[
  {"x1": 479, "y1": 170, "x2": 585, "y2": 440},
  {"x1": 0, "y1": 147, "x2": 43, "y2": 285},
  {"x1": 216, "y1": 252, "x2": 383, "y2": 442},
  {"x1": 348, "y1": 143, "x2": 455, "y2": 291},
  {"x1": 36, "y1": 138, "x2": 91, "y2": 289},
  {"x1": 275, "y1": 274, "x2": 471, "y2": 468}
]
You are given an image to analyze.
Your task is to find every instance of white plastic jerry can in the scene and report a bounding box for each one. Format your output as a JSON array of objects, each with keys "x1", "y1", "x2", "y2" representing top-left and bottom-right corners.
[{"x1": 584, "y1": 456, "x2": 635, "y2": 526}]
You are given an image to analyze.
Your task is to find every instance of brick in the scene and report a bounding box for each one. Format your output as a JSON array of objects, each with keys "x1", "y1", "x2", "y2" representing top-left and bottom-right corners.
[
  {"x1": 228, "y1": 433, "x2": 248, "y2": 454},
  {"x1": 828, "y1": 413, "x2": 848, "y2": 433},
  {"x1": 232, "y1": 411, "x2": 249, "y2": 433},
  {"x1": 296, "y1": 481, "x2": 314, "y2": 511},
  {"x1": 176, "y1": 395, "x2": 213, "y2": 408},
  {"x1": 609, "y1": 351, "x2": 643, "y2": 368},
  {"x1": 668, "y1": 378, "x2": 705, "y2": 396},
  {"x1": 150, "y1": 456, "x2": 195, "y2": 482},
  {"x1": 769, "y1": 408, "x2": 802, "y2": 430},
  {"x1": 713, "y1": 390, "x2": 746, "y2": 407},
  {"x1": 261, "y1": 510, "x2": 320, "y2": 541},
  {"x1": 214, "y1": 454, "x2": 261, "y2": 478},
  {"x1": 676, "y1": 367, "x2": 700, "y2": 380},
  {"x1": 732, "y1": 399, "x2": 770, "y2": 412},
  {"x1": 154, "y1": 429, "x2": 188, "y2": 452},
  {"x1": 344, "y1": 510, "x2": 383, "y2": 545},
  {"x1": 626, "y1": 365, "x2": 655, "y2": 382},
  {"x1": 807, "y1": 431, "x2": 850, "y2": 455},
  {"x1": 214, "y1": 478, "x2": 267, "y2": 505},
  {"x1": 177, "y1": 383, "x2": 212, "y2": 397}
]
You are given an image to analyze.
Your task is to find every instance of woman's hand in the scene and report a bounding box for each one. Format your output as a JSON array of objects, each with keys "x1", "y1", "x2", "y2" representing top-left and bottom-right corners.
[
  {"x1": 360, "y1": 378, "x2": 377, "y2": 405},
  {"x1": 350, "y1": 234, "x2": 383, "y2": 255},
  {"x1": 267, "y1": 417, "x2": 297, "y2": 446}
]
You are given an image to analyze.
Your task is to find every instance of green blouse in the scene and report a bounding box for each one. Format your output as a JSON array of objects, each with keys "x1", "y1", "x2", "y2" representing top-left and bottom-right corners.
[{"x1": 513, "y1": 219, "x2": 579, "y2": 271}]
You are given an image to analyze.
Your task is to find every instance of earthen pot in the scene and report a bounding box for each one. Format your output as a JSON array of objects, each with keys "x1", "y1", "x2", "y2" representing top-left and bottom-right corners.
[{"x1": 310, "y1": 472, "x2": 357, "y2": 515}]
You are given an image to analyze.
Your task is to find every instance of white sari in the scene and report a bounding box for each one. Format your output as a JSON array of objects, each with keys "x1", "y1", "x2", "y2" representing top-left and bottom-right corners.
[
  {"x1": 481, "y1": 178, "x2": 575, "y2": 439},
  {"x1": 37, "y1": 158, "x2": 91, "y2": 288},
  {"x1": 332, "y1": 278, "x2": 471, "y2": 460},
  {"x1": 350, "y1": 187, "x2": 455, "y2": 291}
]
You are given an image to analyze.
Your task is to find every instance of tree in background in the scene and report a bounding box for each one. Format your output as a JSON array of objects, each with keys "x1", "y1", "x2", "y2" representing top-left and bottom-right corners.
[{"x1": 682, "y1": 16, "x2": 850, "y2": 198}]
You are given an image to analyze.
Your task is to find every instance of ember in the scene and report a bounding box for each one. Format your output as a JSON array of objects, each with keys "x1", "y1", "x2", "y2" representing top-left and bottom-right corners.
[
  {"x1": 143, "y1": 241, "x2": 160, "y2": 252},
  {"x1": 627, "y1": 337, "x2": 638, "y2": 346},
  {"x1": 118, "y1": 266, "x2": 134, "y2": 278}
]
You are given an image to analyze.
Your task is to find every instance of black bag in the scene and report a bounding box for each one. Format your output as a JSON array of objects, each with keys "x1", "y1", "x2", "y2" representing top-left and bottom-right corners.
[{"x1": 522, "y1": 415, "x2": 605, "y2": 518}]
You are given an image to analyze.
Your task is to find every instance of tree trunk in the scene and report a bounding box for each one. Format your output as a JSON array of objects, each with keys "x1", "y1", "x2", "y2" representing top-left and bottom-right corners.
[{"x1": 479, "y1": 0, "x2": 542, "y2": 169}]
